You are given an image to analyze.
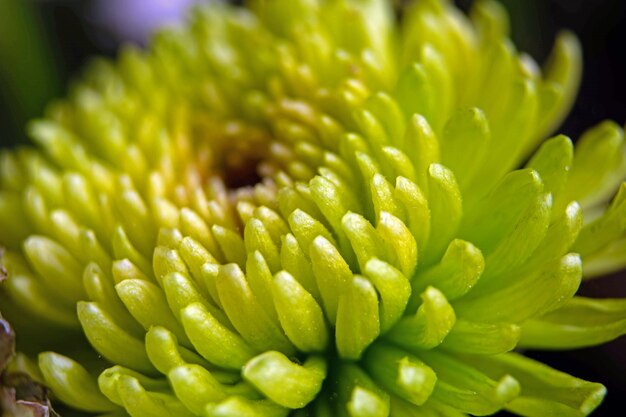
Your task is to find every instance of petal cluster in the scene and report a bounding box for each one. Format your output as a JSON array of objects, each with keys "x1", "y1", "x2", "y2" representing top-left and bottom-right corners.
[{"x1": 1, "y1": 1, "x2": 626, "y2": 417}]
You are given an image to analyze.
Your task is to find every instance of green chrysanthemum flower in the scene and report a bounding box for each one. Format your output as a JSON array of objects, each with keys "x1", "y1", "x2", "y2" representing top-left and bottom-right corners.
[{"x1": 1, "y1": 0, "x2": 626, "y2": 416}]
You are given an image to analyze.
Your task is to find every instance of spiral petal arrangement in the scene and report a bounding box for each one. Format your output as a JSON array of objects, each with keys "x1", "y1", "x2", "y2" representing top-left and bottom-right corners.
[{"x1": 2, "y1": 0, "x2": 626, "y2": 416}]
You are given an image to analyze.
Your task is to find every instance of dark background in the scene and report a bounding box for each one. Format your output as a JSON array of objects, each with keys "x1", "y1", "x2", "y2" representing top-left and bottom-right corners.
[{"x1": 0, "y1": 0, "x2": 625, "y2": 415}]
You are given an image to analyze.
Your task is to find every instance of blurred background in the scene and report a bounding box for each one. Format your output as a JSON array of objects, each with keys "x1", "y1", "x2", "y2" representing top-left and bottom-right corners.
[
  {"x1": 1, "y1": 0, "x2": 625, "y2": 147},
  {"x1": 0, "y1": 0, "x2": 625, "y2": 415}
]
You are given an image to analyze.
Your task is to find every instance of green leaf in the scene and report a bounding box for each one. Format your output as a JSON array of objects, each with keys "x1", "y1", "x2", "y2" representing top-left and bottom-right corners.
[
  {"x1": 205, "y1": 397, "x2": 288, "y2": 417},
  {"x1": 573, "y1": 183, "x2": 626, "y2": 258},
  {"x1": 474, "y1": 40, "x2": 516, "y2": 124},
  {"x1": 244, "y1": 218, "x2": 281, "y2": 273},
  {"x1": 112, "y1": 226, "x2": 152, "y2": 278},
  {"x1": 309, "y1": 235, "x2": 353, "y2": 322},
  {"x1": 179, "y1": 209, "x2": 223, "y2": 263},
  {"x1": 310, "y1": 174, "x2": 362, "y2": 246},
  {"x1": 395, "y1": 39, "x2": 455, "y2": 132},
  {"x1": 98, "y1": 366, "x2": 169, "y2": 407},
  {"x1": 354, "y1": 108, "x2": 389, "y2": 150},
  {"x1": 470, "y1": 0, "x2": 510, "y2": 40},
  {"x1": 115, "y1": 279, "x2": 190, "y2": 346},
  {"x1": 460, "y1": 169, "x2": 543, "y2": 255},
  {"x1": 243, "y1": 352, "x2": 326, "y2": 409},
  {"x1": 216, "y1": 264, "x2": 294, "y2": 353},
  {"x1": 337, "y1": 364, "x2": 390, "y2": 417},
  {"x1": 519, "y1": 297, "x2": 626, "y2": 349},
  {"x1": 47, "y1": 209, "x2": 81, "y2": 259},
  {"x1": 23, "y1": 235, "x2": 85, "y2": 306},
  {"x1": 347, "y1": 387, "x2": 390, "y2": 417},
  {"x1": 336, "y1": 275, "x2": 380, "y2": 360},
  {"x1": 20, "y1": 186, "x2": 49, "y2": 241},
  {"x1": 559, "y1": 121, "x2": 624, "y2": 209},
  {"x1": 245, "y1": 251, "x2": 279, "y2": 323},
  {"x1": 0, "y1": 251, "x2": 78, "y2": 328},
  {"x1": 537, "y1": 31, "x2": 582, "y2": 139},
  {"x1": 527, "y1": 134, "x2": 574, "y2": 201},
  {"x1": 115, "y1": 375, "x2": 195, "y2": 417},
  {"x1": 322, "y1": 152, "x2": 358, "y2": 186},
  {"x1": 363, "y1": 343, "x2": 436, "y2": 407},
  {"x1": 370, "y1": 174, "x2": 402, "y2": 221},
  {"x1": 200, "y1": 263, "x2": 224, "y2": 310},
  {"x1": 454, "y1": 254, "x2": 581, "y2": 323},
  {"x1": 288, "y1": 208, "x2": 337, "y2": 255},
  {"x1": 342, "y1": 212, "x2": 387, "y2": 271},
  {"x1": 38, "y1": 352, "x2": 117, "y2": 413},
  {"x1": 353, "y1": 150, "x2": 383, "y2": 225},
  {"x1": 376, "y1": 211, "x2": 418, "y2": 277},
  {"x1": 475, "y1": 78, "x2": 539, "y2": 193},
  {"x1": 395, "y1": 64, "x2": 436, "y2": 129},
  {"x1": 117, "y1": 189, "x2": 155, "y2": 257},
  {"x1": 380, "y1": 146, "x2": 417, "y2": 184},
  {"x1": 419, "y1": 45, "x2": 453, "y2": 131},
  {"x1": 387, "y1": 286, "x2": 455, "y2": 350},
  {"x1": 394, "y1": 176, "x2": 431, "y2": 252},
  {"x1": 28, "y1": 121, "x2": 89, "y2": 173},
  {"x1": 480, "y1": 191, "x2": 551, "y2": 281},
  {"x1": 401, "y1": 115, "x2": 439, "y2": 192},
  {"x1": 211, "y1": 225, "x2": 246, "y2": 268},
  {"x1": 583, "y1": 236, "x2": 626, "y2": 278},
  {"x1": 411, "y1": 239, "x2": 484, "y2": 303},
  {"x1": 178, "y1": 236, "x2": 219, "y2": 297},
  {"x1": 440, "y1": 108, "x2": 490, "y2": 190},
  {"x1": 144, "y1": 326, "x2": 214, "y2": 376},
  {"x1": 168, "y1": 364, "x2": 227, "y2": 415},
  {"x1": 77, "y1": 302, "x2": 156, "y2": 375},
  {"x1": 279, "y1": 233, "x2": 320, "y2": 300},
  {"x1": 180, "y1": 302, "x2": 255, "y2": 370},
  {"x1": 61, "y1": 173, "x2": 100, "y2": 235},
  {"x1": 152, "y1": 246, "x2": 189, "y2": 285},
  {"x1": 463, "y1": 352, "x2": 605, "y2": 417},
  {"x1": 363, "y1": 258, "x2": 411, "y2": 333},
  {"x1": 162, "y1": 271, "x2": 230, "y2": 327},
  {"x1": 421, "y1": 164, "x2": 462, "y2": 266},
  {"x1": 440, "y1": 319, "x2": 520, "y2": 355},
  {"x1": 418, "y1": 350, "x2": 520, "y2": 416},
  {"x1": 271, "y1": 271, "x2": 329, "y2": 352},
  {"x1": 388, "y1": 395, "x2": 467, "y2": 417},
  {"x1": 523, "y1": 202, "x2": 583, "y2": 272},
  {"x1": 252, "y1": 206, "x2": 290, "y2": 244},
  {"x1": 112, "y1": 258, "x2": 150, "y2": 285},
  {"x1": 364, "y1": 92, "x2": 405, "y2": 149},
  {"x1": 79, "y1": 229, "x2": 113, "y2": 273}
]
